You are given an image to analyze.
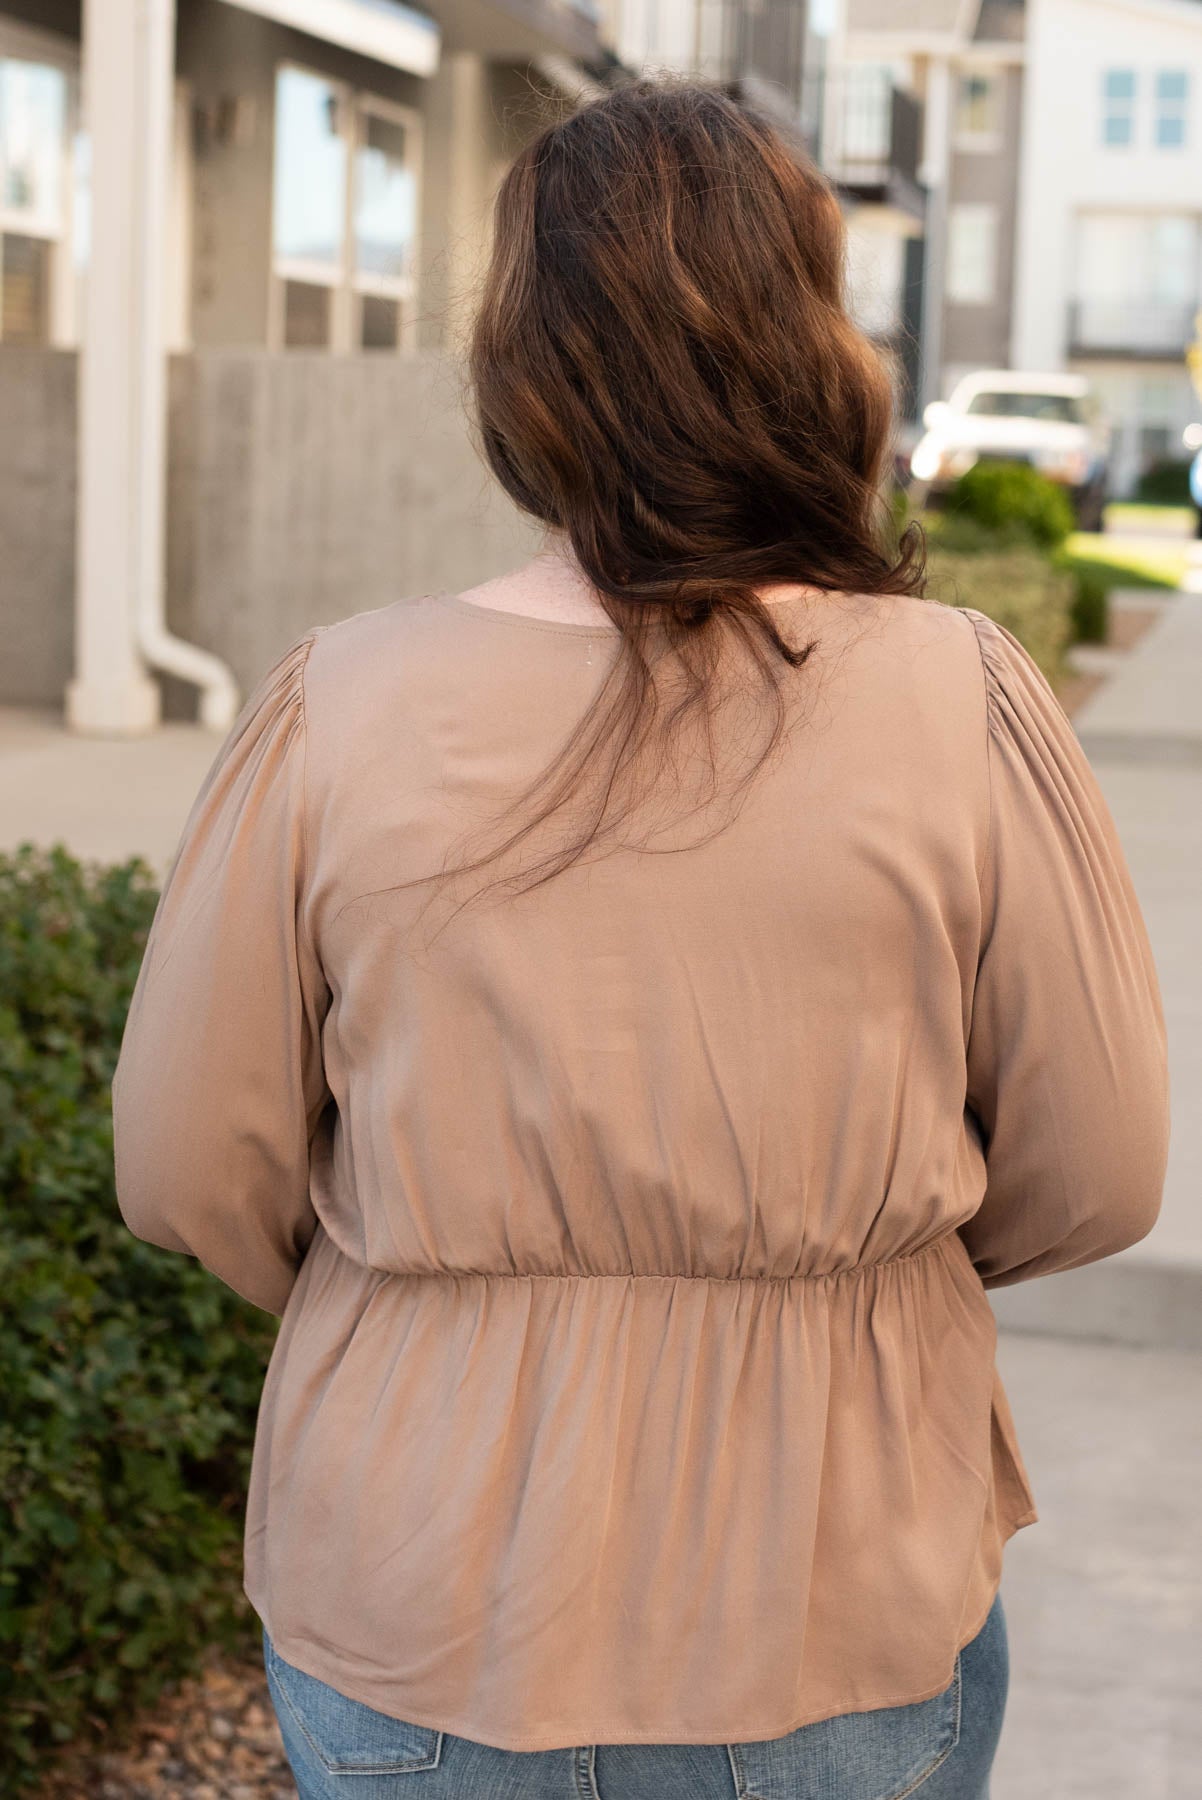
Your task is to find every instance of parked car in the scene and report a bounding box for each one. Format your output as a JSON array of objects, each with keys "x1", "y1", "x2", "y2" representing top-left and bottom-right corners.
[
  {"x1": 1185, "y1": 423, "x2": 1202, "y2": 538},
  {"x1": 908, "y1": 370, "x2": 1112, "y2": 529}
]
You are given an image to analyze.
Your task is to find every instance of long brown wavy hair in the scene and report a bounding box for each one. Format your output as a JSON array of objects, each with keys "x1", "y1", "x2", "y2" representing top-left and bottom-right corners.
[{"x1": 420, "y1": 77, "x2": 924, "y2": 927}]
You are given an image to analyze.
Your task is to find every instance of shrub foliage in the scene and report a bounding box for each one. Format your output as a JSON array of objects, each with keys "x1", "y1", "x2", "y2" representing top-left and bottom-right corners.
[
  {"x1": 925, "y1": 543, "x2": 1076, "y2": 684},
  {"x1": 1133, "y1": 457, "x2": 1194, "y2": 506},
  {"x1": 0, "y1": 845, "x2": 276, "y2": 1794},
  {"x1": 945, "y1": 459, "x2": 1076, "y2": 551}
]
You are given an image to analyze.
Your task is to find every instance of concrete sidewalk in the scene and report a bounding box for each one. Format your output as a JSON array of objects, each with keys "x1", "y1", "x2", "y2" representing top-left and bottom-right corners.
[
  {"x1": 990, "y1": 563, "x2": 1202, "y2": 1353},
  {"x1": 0, "y1": 702, "x2": 221, "y2": 875},
  {"x1": 993, "y1": 1328, "x2": 1202, "y2": 1800}
]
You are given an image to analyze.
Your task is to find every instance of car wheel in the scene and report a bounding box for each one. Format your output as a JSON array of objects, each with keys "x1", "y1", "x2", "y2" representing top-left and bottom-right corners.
[{"x1": 1073, "y1": 487, "x2": 1105, "y2": 532}]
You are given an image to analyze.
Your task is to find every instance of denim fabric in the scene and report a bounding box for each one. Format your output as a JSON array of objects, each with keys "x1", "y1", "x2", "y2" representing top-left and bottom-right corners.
[{"x1": 263, "y1": 1587, "x2": 1007, "y2": 1800}]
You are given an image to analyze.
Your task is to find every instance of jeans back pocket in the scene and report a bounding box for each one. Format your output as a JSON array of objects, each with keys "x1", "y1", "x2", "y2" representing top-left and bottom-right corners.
[
  {"x1": 263, "y1": 1631, "x2": 444, "y2": 1777},
  {"x1": 727, "y1": 1654, "x2": 962, "y2": 1800}
]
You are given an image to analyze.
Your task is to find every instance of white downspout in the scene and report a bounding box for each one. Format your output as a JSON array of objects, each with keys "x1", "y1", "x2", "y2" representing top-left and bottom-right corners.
[
  {"x1": 69, "y1": 0, "x2": 238, "y2": 736},
  {"x1": 133, "y1": 0, "x2": 239, "y2": 731},
  {"x1": 918, "y1": 54, "x2": 952, "y2": 410}
]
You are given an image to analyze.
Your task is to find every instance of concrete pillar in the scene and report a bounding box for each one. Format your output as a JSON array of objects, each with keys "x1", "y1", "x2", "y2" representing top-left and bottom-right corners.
[
  {"x1": 419, "y1": 51, "x2": 495, "y2": 353},
  {"x1": 67, "y1": 0, "x2": 173, "y2": 734},
  {"x1": 917, "y1": 55, "x2": 951, "y2": 409}
]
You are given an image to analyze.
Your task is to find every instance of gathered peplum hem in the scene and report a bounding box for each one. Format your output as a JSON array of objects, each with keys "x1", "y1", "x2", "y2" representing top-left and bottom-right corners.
[{"x1": 243, "y1": 1221, "x2": 1038, "y2": 1752}]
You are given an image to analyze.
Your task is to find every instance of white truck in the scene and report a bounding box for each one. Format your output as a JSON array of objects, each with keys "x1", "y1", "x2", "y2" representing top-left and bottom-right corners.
[{"x1": 908, "y1": 370, "x2": 1112, "y2": 529}]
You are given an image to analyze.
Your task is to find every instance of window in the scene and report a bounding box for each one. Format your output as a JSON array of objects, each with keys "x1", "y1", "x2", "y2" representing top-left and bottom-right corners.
[
  {"x1": 0, "y1": 52, "x2": 72, "y2": 344},
  {"x1": 946, "y1": 203, "x2": 997, "y2": 305},
  {"x1": 954, "y1": 71, "x2": 1001, "y2": 147},
  {"x1": 1102, "y1": 69, "x2": 1136, "y2": 146},
  {"x1": 1073, "y1": 211, "x2": 1201, "y2": 351},
  {"x1": 271, "y1": 65, "x2": 421, "y2": 352},
  {"x1": 352, "y1": 102, "x2": 419, "y2": 351},
  {"x1": 272, "y1": 66, "x2": 347, "y2": 348},
  {"x1": 964, "y1": 390, "x2": 1086, "y2": 423},
  {"x1": 1155, "y1": 70, "x2": 1188, "y2": 148}
]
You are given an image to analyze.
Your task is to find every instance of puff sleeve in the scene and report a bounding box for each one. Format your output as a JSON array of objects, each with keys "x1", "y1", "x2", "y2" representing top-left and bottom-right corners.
[
  {"x1": 111, "y1": 633, "x2": 330, "y2": 1316},
  {"x1": 958, "y1": 609, "x2": 1170, "y2": 1290}
]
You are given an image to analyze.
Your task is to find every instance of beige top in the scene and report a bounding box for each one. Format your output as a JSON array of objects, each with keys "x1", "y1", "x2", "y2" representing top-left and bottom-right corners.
[{"x1": 112, "y1": 588, "x2": 1170, "y2": 1751}]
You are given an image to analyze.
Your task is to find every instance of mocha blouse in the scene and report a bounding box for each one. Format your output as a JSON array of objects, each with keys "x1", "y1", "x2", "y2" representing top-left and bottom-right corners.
[{"x1": 111, "y1": 588, "x2": 1170, "y2": 1750}]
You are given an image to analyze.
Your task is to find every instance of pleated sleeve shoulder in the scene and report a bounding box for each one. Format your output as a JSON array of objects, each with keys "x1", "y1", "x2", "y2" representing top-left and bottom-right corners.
[
  {"x1": 112, "y1": 632, "x2": 330, "y2": 1316},
  {"x1": 958, "y1": 608, "x2": 1171, "y2": 1289}
]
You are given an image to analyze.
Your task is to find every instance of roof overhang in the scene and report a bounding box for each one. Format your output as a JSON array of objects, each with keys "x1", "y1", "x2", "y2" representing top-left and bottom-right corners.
[
  {"x1": 425, "y1": 0, "x2": 603, "y2": 62},
  {"x1": 220, "y1": 0, "x2": 441, "y2": 75}
]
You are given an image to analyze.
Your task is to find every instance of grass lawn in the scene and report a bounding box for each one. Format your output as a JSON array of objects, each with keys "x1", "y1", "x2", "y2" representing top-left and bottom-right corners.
[
  {"x1": 1103, "y1": 502, "x2": 1196, "y2": 537},
  {"x1": 1061, "y1": 531, "x2": 1187, "y2": 592}
]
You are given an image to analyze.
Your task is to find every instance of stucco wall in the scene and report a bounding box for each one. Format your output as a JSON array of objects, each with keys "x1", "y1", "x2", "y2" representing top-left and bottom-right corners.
[
  {"x1": 1013, "y1": 0, "x2": 1202, "y2": 371},
  {"x1": 941, "y1": 60, "x2": 1024, "y2": 384}
]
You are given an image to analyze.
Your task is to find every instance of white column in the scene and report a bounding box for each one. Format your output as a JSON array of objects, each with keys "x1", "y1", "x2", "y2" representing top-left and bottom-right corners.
[
  {"x1": 67, "y1": 0, "x2": 173, "y2": 734},
  {"x1": 1010, "y1": 0, "x2": 1066, "y2": 373},
  {"x1": 918, "y1": 55, "x2": 952, "y2": 409}
]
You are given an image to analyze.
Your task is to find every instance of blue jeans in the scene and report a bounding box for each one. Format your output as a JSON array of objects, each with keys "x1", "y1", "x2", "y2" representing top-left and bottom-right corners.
[{"x1": 263, "y1": 1588, "x2": 1008, "y2": 1799}]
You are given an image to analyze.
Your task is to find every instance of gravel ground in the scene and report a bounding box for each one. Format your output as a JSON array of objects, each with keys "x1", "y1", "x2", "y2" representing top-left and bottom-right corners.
[{"x1": 35, "y1": 1646, "x2": 297, "y2": 1800}]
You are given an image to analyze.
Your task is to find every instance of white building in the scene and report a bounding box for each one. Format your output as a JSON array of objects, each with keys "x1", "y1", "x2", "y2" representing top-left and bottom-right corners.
[
  {"x1": 1014, "y1": 0, "x2": 1202, "y2": 494},
  {"x1": 838, "y1": 0, "x2": 1026, "y2": 417}
]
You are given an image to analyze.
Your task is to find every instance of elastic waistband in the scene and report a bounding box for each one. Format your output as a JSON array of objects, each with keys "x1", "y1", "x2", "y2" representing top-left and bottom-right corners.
[{"x1": 369, "y1": 1231, "x2": 962, "y2": 1286}]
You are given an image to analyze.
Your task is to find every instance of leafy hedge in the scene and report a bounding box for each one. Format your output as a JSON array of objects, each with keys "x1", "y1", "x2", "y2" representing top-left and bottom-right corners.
[
  {"x1": 1133, "y1": 457, "x2": 1194, "y2": 506},
  {"x1": 910, "y1": 462, "x2": 1099, "y2": 675},
  {"x1": 0, "y1": 845, "x2": 276, "y2": 1796},
  {"x1": 926, "y1": 542, "x2": 1076, "y2": 684},
  {"x1": 945, "y1": 460, "x2": 1076, "y2": 552}
]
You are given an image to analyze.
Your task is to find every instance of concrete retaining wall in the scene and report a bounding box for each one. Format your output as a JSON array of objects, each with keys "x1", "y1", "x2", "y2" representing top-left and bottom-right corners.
[
  {"x1": 164, "y1": 349, "x2": 539, "y2": 713},
  {"x1": 0, "y1": 348, "x2": 77, "y2": 707},
  {"x1": 0, "y1": 346, "x2": 540, "y2": 714}
]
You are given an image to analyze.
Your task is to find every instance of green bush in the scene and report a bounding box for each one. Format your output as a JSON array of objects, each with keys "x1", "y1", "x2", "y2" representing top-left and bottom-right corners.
[
  {"x1": 1064, "y1": 560, "x2": 1111, "y2": 644},
  {"x1": 1133, "y1": 457, "x2": 1194, "y2": 505},
  {"x1": 945, "y1": 460, "x2": 1076, "y2": 552},
  {"x1": 0, "y1": 845, "x2": 276, "y2": 1794},
  {"x1": 926, "y1": 544, "x2": 1076, "y2": 684}
]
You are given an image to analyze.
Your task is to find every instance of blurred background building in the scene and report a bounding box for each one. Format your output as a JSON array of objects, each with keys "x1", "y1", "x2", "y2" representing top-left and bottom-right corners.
[{"x1": 0, "y1": 0, "x2": 1200, "y2": 730}]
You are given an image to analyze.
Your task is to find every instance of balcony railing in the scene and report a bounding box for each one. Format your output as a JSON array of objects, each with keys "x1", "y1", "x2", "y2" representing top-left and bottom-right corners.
[
  {"x1": 810, "y1": 67, "x2": 925, "y2": 220},
  {"x1": 1068, "y1": 300, "x2": 1197, "y2": 358}
]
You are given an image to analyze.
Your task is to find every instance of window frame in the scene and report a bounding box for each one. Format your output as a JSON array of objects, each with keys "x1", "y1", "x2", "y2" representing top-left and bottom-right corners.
[
  {"x1": 268, "y1": 62, "x2": 352, "y2": 352},
  {"x1": 0, "y1": 19, "x2": 81, "y2": 348},
  {"x1": 268, "y1": 61, "x2": 422, "y2": 355},
  {"x1": 952, "y1": 67, "x2": 1003, "y2": 153},
  {"x1": 350, "y1": 91, "x2": 422, "y2": 354},
  {"x1": 1154, "y1": 69, "x2": 1189, "y2": 150},
  {"x1": 945, "y1": 201, "x2": 999, "y2": 307},
  {"x1": 1101, "y1": 67, "x2": 1137, "y2": 148}
]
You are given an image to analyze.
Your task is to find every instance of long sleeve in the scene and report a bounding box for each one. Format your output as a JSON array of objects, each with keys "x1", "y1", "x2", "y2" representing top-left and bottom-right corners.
[
  {"x1": 111, "y1": 632, "x2": 330, "y2": 1316},
  {"x1": 958, "y1": 608, "x2": 1170, "y2": 1290}
]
